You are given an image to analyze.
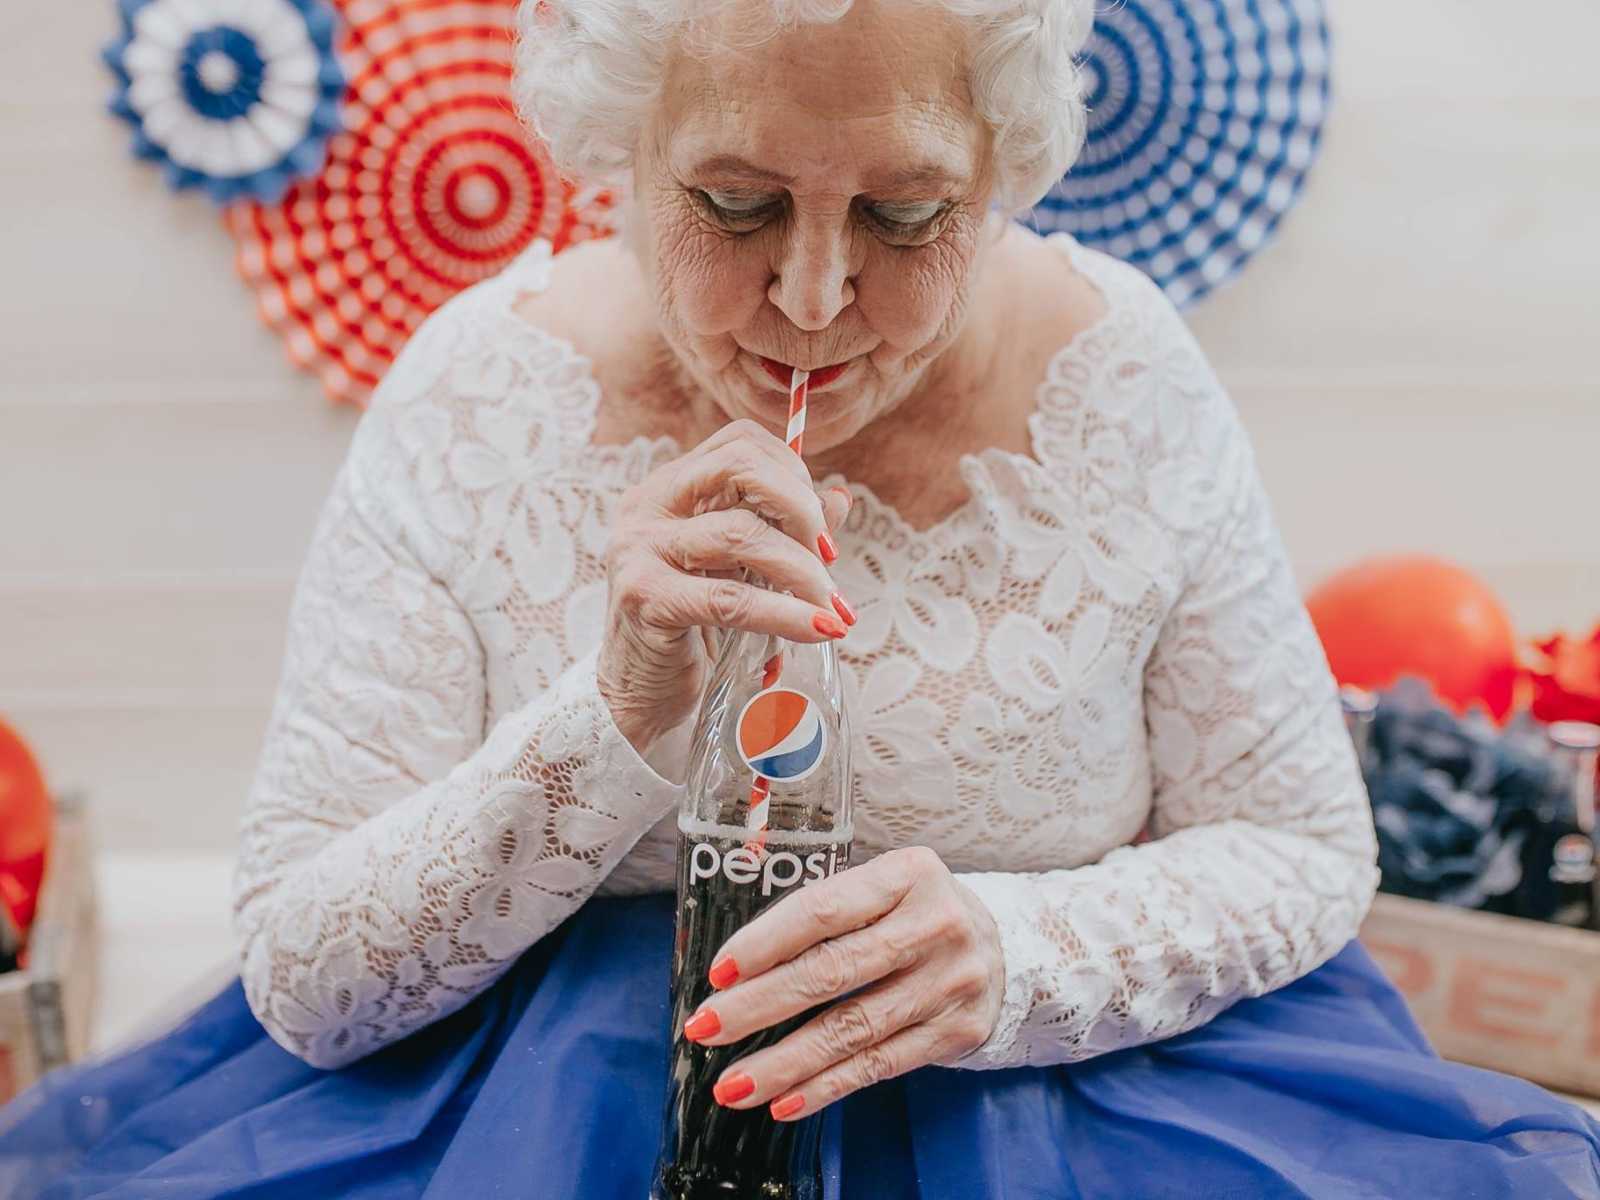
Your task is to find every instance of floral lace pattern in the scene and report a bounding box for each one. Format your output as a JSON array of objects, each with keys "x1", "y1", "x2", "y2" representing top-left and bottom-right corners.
[{"x1": 234, "y1": 234, "x2": 1378, "y2": 1070}]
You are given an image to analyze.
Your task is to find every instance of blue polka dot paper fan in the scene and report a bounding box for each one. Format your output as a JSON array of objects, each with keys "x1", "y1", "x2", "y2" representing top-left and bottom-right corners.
[
  {"x1": 103, "y1": 0, "x2": 345, "y2": 207},
  {"x1": 1028, "y1": 0, "x2": 1331, "y2": 309}
]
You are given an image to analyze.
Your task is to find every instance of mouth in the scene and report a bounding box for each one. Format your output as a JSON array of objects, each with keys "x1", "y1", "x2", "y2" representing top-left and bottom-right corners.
[{"x1": 757, "y1": 356, "x2": 853, "y2": 391}]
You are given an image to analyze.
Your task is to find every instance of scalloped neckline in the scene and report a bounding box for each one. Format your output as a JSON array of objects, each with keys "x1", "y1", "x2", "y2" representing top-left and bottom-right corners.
[{"x1": 493, "y1": 231, "x2": 1126, "y2": 545}]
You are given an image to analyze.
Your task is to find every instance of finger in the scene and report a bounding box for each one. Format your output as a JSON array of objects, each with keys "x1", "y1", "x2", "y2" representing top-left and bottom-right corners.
[
  {"x1": 766, "y1": 1020, "x2": 957, "y2": 1120},
  {"x1": 686, "y1": 912, "x2": 924, "y2": 1046},
  {"x1": 709, "y1": 976, "x2": 930, "y2": 1110},
  {"x1": 649, "y1": 574, "x2": 847, "y2": 643},
  {"x1": 717, "y1": 1005, "x2": 955, "y2": 1118},
  {"x1": 663, "y1": 440, "x2": 830, "y2": 560},
  {"x1": 656, "y1": 510, "x2": 838, "y2": 610},
  {"x1": 685, "y1": 421, "x2": 818, "y2": 517},
  {"x1": 706, "y1": 851, "x2": 917, "y2": 990},
  {"x1": 691, "y1": 418, "x2": 813, "y2": 486}
]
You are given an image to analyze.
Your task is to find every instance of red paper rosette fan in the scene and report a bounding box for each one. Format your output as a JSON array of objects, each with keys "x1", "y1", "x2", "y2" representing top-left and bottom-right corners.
[{"x1": 226, "y1": 0, "x2": 616, "y2": 406}]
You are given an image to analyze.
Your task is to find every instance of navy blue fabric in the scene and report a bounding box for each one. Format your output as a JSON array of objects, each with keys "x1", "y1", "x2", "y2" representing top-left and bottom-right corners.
[
  {"x1": 1364, "y1": 678, "x2": 1588, "y2": 923},
  {"x1": 4, "y1": 894, "x2": 1597, "y2": 1198}
]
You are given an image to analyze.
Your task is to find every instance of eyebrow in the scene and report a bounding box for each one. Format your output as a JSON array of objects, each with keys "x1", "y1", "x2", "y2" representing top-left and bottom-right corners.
[{"x1": 684, "y1": 154, "x2": 968, "y2": 190}]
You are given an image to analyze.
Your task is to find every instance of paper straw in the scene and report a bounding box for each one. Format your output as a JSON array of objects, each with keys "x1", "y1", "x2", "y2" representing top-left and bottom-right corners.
[
  {"x1": 745, "y1": 776, "x2": 772, "y2": 852},
  {"x1": 785, "y1": 365, "x2": 807, "y2": 456},
  {"x1": 745, "y1": 367, "x2": 810, "y2": 857}
]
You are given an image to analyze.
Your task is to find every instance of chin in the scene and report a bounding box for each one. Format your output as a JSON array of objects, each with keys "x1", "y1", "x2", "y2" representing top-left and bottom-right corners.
[{"x1": 733, "y1": 398, "x2": 824, "y2": 454}]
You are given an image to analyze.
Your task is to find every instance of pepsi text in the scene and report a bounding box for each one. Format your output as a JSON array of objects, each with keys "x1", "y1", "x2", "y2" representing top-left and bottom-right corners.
[{"x1": 688, "y1": 840, "x2": 844, "y2": 898}]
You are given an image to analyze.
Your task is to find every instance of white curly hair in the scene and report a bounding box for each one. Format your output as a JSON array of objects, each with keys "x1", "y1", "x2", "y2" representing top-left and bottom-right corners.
[{"x1": 512, "y1": 0, "x2": 1095, "y2": 211}]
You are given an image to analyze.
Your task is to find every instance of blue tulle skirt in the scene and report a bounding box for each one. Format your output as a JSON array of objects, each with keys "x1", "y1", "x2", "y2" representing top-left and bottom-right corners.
[{"x1": 3, "y1": 893, "x2": 1598, "y2": 1198}]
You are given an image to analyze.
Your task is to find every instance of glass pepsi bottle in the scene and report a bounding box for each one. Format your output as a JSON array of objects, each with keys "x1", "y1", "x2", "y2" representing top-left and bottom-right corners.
[
  {"x1": 1542, "y1": 721, "x2": 1599, "y2": 930},
  {"x1": 649, "y1": 628, "x2": 852, "y2": 1200},
  {"x1": 1339, "y1": 685, "x2": 1379, "y2": 776}
]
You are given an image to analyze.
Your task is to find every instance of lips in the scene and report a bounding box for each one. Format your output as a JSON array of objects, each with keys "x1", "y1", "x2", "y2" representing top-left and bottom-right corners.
[{"x1": 758, "y1": 356, "x2": 851, "y2": 390}]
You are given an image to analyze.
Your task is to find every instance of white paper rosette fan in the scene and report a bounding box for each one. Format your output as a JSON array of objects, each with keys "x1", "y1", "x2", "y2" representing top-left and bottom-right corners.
[{"x1": 106, "y1": 0, "x2": 345, "y2": 203}]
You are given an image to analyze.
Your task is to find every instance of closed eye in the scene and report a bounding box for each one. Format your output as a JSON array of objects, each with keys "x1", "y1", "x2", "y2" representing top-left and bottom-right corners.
[
  {"x1": 867, "y1": 201, "x2": 946, "y2": 227},
  {"x1": 699, "y1": 189, "x2": 781, "y2": 224},
  {"x1": 695, "y1": 189, "x2": 949, "y2": 239}
]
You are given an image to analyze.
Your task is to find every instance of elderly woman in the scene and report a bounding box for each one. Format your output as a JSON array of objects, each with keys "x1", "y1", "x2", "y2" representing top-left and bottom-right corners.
[{"x1": 6, "y1": 0, "x2": 1600, "y2": 1196}]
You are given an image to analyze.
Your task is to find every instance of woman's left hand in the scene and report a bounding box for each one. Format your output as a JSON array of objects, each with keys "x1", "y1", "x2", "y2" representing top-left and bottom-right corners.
[{"x1": 682, "y1": 846, "x2": 1006, "y2": 1121}]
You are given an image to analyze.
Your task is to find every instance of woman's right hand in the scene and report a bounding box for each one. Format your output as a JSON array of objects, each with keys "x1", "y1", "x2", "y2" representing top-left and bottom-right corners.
[{"x1": 597, "y1": 419, "x2": 854, "y2": 755}]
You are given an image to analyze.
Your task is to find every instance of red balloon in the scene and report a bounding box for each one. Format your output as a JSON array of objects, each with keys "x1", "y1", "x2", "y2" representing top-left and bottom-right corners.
[
  {"x1": 1306, "y1": 556, "x2": 1520, "y2": 722},
  {"x1": 0, "y1": 718, "x2": 51, "y2": 935}
]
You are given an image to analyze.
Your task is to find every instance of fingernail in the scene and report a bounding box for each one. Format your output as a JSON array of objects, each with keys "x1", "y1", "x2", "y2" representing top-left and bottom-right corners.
[
  {"x1": 830, "y1": 485, "x2": 854, "y2": 511},
  {"x1": 771, "y1": 1093, "x2": 805, "y2": 1120},
  {"x1": 817, "y1": 531, "x2": 839, "y2": 564},
  {"x1": 761, "y1": 655, "x2": 783, "y2": 689},
  {"x1": 683, "y1": 1009, "x2": 721, "y2": 1042},
  {"x1": 709, "y1": 956, "x2": 740, "y2": 989},
  {"x1": 830, "y1": 592, "x2": 856, "y2": 627},
  {"x1": 812, "y1": 611, "x2": 846, "y2": 639},
  {"x1": 713, "y1": 1073, "x2": 755, "y2": 1105}
]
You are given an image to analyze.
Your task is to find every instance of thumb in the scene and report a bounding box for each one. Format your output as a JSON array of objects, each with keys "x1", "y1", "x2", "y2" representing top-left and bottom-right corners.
[{"x1": 818, "y1": 485, "x2": 853, "y2": 534}]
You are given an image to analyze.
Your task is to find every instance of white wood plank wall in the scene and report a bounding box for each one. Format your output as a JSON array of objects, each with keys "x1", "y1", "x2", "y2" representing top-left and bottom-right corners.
[{"x1": 3, "y1": 2, "x2": 1598, "y2": 864}]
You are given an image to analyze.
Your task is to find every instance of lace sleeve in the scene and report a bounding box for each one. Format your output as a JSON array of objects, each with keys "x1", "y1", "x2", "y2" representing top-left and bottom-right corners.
[
  {"x1": 956, "y1": 372, "x2": 1379, "y2": 1070},
  {"x1": 232, "y1": 305, "x2": 681, "y2": 1070}
]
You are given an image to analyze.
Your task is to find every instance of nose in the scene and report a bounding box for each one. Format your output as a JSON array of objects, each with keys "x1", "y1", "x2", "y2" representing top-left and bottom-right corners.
[{"x1": 768, "y1": 217, "x2": 856, "y2": 332}]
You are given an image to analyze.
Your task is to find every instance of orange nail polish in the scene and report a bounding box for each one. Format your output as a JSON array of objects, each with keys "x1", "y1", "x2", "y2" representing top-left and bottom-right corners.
[
  {"x1": 830, "y1": 485, "x2": 854, "y2": 511},
  {"x1": 817, "y1": 531, "x2": 839, "y2": 564},
  {"x1": 683, "y1": 1009, "x2": 721, "y2": 1042},
  {"x1": 709, "y1": 956, "x2": 740, "y2": 989},
  {"x1": 771, "y1": 1094, "x2": 805, "y2": 1120},
  {"x1": 713, "y1": 1073, "x2": 755, "y2": 1105},
  {"x1": 812, "y1": 611, "x2": 846, "y2": 639},
  {"x1": 830, "y1": 592, "x2": 856, "y2": 627}
]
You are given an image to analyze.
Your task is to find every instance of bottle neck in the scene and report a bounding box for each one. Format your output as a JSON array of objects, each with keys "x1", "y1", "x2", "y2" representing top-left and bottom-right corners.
[
  {"x1": 1569, "y1": 750, "x2": 1597, "y2": 835},
  {"x1": 1548, "y1": 722, "x2": 1600, "y2": 835}
]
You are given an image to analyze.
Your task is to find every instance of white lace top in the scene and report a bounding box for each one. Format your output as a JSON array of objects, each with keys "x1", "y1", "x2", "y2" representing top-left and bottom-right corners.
[{"x1": 234, "y1": 232, "x2": 1379, "y2": 1071}]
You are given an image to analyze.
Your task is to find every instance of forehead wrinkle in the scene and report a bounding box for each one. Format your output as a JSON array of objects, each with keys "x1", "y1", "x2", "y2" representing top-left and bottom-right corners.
[
  {"x1": 680, "y1": 154, "x2": 971, "y2": 193},
  {"x1": 656, "y1": 2, "x2": 983, "y2": 194},
  {"x1": 670, "y1": 98, "x2": 979, "y2": 195}
]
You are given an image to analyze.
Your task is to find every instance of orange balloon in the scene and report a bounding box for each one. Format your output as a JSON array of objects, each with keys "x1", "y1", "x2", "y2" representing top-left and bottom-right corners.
[
  {"x1": 1306, "y1": 555, "x2": 1520, "y2": 722},
  {"x1": 0, "y1": 717, "x2": 51, "y2": 934}
]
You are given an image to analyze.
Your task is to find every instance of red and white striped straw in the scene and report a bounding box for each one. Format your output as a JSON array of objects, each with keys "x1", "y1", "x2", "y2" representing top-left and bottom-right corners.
[
  {"x1": 785, "y1": 365, "x2": 808, "y2": 456},
  {"x1": 745, "y1": 367, "x2": 810, "y2": 856},
  {"x1": 745, "y1": 776, "x2": 772, "y2": 855}
]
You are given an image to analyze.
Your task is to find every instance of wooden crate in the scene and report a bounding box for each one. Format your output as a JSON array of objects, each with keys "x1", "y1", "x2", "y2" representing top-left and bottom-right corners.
[
  {"x1": 1361, "y1": 892, "x2": 1600, "y2": 1099},
  {"x1": 0, "y1": 796, "x2": 98, "y2": 1103}
]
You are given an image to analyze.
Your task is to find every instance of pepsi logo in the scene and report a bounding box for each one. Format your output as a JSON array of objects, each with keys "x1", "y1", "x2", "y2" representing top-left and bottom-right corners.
[{"x1": 737, "y1": 688, "x2": 827, "y2": 783}]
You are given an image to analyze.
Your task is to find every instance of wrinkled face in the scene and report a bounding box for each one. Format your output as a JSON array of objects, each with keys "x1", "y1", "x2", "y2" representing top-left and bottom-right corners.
[{"x1": 630, "y1": 0, "x2": 995, "y2": 453}]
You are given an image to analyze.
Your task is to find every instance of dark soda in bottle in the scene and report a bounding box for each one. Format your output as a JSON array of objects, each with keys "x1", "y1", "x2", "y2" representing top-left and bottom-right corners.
[{"x1": 650, "y1": 630, "x2": 852, "y2": 1200}]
